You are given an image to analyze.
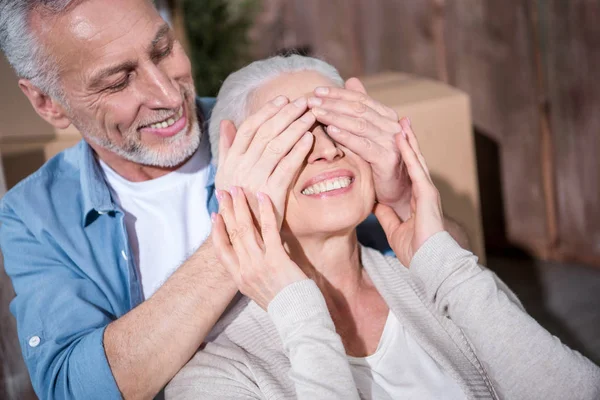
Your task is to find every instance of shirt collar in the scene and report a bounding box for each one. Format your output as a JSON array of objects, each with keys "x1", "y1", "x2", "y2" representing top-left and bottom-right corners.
[{"x1": 80, "y1": 96, "x2": 217, "y2": 225}]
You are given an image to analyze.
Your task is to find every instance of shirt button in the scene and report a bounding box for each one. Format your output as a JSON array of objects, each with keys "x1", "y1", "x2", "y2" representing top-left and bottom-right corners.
[
  {"x1": 121, "y1": 250, "x2": 128, "y2": 261},
  {"x1": 29, "y1": 336, "x2": 41, "y2": 348}
]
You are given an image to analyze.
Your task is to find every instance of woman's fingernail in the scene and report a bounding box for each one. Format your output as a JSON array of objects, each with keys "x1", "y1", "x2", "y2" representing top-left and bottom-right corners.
[
  {"x1": 315, "y1": 87, "x2": 329, "y2": 96},
  {"x1": 273, "y1": 96, "x2": 288, "y2": 107},
  {"x1": 328, "y1": 125, "x2": 340, "y2": 134},
  {"x1": 308, "y1": 97, "x2": 322, "y2": 106},
  {"x1": 257, "y1": 192, "x2": 266, "y2": 203},
  {"x1": 406, "y1": 117, "x2": 411, "y2": 126},
  {"x1": 230, "y1": 186, "x2": 238, "y2": 196},
  {"x1": 402, "y1": 129, "x2": 408, "y2": 139},
  {"x1": 211, "y1": 212, "x2": 217, "y2": 223},
  {"x1": 216, "y1": 190, "x2": 223, "y2": 201}
]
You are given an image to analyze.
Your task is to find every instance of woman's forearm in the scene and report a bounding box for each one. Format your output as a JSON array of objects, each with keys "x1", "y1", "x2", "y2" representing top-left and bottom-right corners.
[
  {"x1": 268, "y1": 280, "x2": 360, "y2": 400},
  {"x1": 409, "y1": 231, "x2": 600, "y2": 399}
]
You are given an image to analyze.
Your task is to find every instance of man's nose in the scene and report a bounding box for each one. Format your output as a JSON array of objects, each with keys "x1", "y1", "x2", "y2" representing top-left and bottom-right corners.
[
  {"x1": 307, "y1": 127, "x2": 343, "y2": 163},
  {"x1": 141, "y1": 63, "x2": 181, "y2": 110}
]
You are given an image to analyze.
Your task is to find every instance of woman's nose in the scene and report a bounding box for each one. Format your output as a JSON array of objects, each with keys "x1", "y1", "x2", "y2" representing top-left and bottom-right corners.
[{"x1": 307, "y1": 126, "x2": 344, "y2": 163}]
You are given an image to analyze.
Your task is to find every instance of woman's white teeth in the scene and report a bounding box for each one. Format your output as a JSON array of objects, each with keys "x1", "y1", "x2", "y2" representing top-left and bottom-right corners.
[
  {"x1": 149, "y1": 107, "x2": 183, "y2": 129},
  {"x1": 302, "y1": 177, "x2": 352, "y2": 195}
]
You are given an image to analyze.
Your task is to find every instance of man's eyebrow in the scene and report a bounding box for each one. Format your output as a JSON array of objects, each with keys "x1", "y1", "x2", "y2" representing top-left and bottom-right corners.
[
  {"x1": 149, "y1": 23, "x2": 172, "y2": 52},
  {"x1": 89, "y1": 60, "x2": 137, "y2": 88}
]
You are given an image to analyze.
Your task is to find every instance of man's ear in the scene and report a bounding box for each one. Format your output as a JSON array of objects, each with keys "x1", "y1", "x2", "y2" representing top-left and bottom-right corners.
[
  {"x1": 18, "y1": 79, "x2": 71, "y2": 129},
  {"x1": 345, "y1": 77, "x2": 368, "y2": 94}
]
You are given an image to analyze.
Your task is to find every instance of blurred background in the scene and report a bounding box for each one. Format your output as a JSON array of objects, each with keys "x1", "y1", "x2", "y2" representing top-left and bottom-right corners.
[{"x1": 1, "y1": 0, "x2": 599, "y2": 398}]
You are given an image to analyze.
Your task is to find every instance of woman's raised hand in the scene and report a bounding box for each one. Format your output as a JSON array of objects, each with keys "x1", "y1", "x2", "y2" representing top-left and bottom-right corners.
[
  {"x1": 373, "y1": 118, "x2": 445, "y2": 268},
  {"x1": 212, "y1": 188, "x2": 307, "y2": 310}
]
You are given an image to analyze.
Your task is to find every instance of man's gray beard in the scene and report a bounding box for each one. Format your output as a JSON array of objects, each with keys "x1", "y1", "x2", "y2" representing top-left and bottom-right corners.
[{"x1": 81, "y1": 119, "x2": 201, "y2": 168}]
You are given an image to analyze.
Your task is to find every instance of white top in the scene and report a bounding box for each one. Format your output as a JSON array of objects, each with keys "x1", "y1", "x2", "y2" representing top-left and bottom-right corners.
[
  {"x1": 100, "y1": 144, "x2": 212, "y2": 299},
  {"x1": 348, "y1": 311, "x2": 466, "y2": 400}
]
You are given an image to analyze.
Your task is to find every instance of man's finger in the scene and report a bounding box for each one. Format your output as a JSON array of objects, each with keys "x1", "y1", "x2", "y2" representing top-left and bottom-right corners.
[
  {"x1": 325, "y1": 125, "x2": 382, "y2": 163},
  {"x1": 268, "y1": 132, "x2": 314, "y2": 188},
  {"x1": 312, "y1": 108, "x2": 384, "y2": 140},
  {"x1": 307, "y1": 97, "x2": 400, "y2": 133},
  {"x1": 245, "y1": 97, "x2": 309, "y2": 161},
  {"x1": 229, "y1": 95, "x2": 289, "y2": 156},
  {"x1": 252, "y1": 111, "x2": 316, "y2": 176},
  {"x1": 315, "y1": 82, "x2": 398, "y2": 121}
]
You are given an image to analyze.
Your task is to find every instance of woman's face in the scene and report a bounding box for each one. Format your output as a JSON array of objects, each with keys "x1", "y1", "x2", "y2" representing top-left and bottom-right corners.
[{"x1": 249, "y1": 71, "x2": 376, "y2": 239}]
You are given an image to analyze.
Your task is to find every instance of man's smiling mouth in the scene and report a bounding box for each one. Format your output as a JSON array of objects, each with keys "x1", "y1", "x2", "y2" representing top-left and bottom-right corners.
[{"x1": 144, "y1": 106, "x2": 184, "y2": 130}]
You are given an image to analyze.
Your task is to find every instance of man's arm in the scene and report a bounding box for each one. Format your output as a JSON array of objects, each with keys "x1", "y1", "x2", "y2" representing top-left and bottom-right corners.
[
  {"x1": 1, "y1": 199, "x2": 235, "y2": 400},
  {"x1": 105, "y1": 235, "x2": 237, "y2": 399}
]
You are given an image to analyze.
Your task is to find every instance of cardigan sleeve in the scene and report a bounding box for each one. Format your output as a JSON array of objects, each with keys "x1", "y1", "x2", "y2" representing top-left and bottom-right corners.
[
  {"x1": 409, "y1": 231, "x2": 600, "y2": 400},
  {"x1": 268, "y1": 279, "x2": 360, "y2": 400}
]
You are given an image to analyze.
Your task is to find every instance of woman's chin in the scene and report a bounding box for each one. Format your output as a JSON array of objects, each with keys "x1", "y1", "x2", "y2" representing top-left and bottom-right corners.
[{"x1": 286, "y1": 212, "x2": 368, "y2": 239}]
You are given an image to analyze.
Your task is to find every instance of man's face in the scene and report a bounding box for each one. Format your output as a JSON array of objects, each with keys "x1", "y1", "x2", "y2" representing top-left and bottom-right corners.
[{"x1": 35, "y1": 0, "x2": 199, "y2": 167}]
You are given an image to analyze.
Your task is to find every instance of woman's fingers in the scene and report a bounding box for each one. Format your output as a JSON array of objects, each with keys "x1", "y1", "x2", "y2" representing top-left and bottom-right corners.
[
  {"x1": 257, "y1": 192, "x2": 283, "y2": 250},
  {"x1": 400, "y1": 118, "x2": 430, "y2": 177},
  {"x1": 395, "y1": 132, "x2": 430, "y2": 194},
  {"x1": 229, "y1": 187, "x2": 263, "y2": 253},
  {"x1": 373, "y1": 203, "x2": 402, "y2": 242},
  {"x1": 211, "y1": 213, "x2": 240, "y2": 275}
]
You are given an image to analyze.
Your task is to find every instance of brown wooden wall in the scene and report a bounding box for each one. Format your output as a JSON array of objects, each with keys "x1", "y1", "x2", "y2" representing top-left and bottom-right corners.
[{"x1": 248, "y1": 0, "x2": 600, "y2": 267}]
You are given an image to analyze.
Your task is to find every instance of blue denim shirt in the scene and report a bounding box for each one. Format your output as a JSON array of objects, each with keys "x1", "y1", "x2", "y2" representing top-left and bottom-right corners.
[{"x1": 0, "y1": 97, "x2": 391, "y2": 399}]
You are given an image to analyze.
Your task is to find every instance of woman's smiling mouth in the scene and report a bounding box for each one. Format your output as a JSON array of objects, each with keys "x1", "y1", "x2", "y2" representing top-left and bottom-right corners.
[{"x1": 300, "y1": 169, "x2": 355, "y2": 197}]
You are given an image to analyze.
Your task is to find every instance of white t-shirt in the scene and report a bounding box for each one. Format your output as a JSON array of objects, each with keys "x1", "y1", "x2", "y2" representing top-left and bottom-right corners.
[
  {"x1": 100, "y1": 144, "x2": 212, "y2": 300},
  {"x1": 348, "y1": 311, "x2": 466, "y2": 399}
]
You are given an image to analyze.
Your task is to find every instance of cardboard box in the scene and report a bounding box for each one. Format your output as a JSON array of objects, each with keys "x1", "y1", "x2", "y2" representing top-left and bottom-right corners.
[{"x1": 362, "y1": 72, "x2": 485, "y2": 262}]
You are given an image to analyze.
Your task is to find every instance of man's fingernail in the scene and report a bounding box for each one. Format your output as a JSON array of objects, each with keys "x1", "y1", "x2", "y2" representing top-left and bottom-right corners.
[
  {"x1": 302, "y1": 132, "x2": 314, "y2": 142},
  {"x1": 230, "y1": 186, "x2": 238, "y2": 196},
  {"x1": 257, "y1": 192, "x2": 266, "y2": 203},
  {"x1": 294, "y1": 97, "x2": 307, "y2": 107},
  {"x1": 273, "y1": 96, "x2": 288, "y2": 107},
  {"x1": 402, "y1": 129, "x2": 408, "y2": 139},
  {"x1": 315, "y1": 87, "x2": 329, "y2": 95},
  {"x1": 312, "y1": 107, "x2": 327, "y2": 116},
  {"x1": 328, "y1": 125, "x2": 340, "y2": 134},
  {"x1": 406, "y1": 117, "x2": 411, "y2": 126},
  {"x1": 308, "y1": 97, "x2": 322, "y2": 106},
  {"x1": 211, "y1": 212, "x2": 217, "y2": 223},
  {"x1": 300, "y1": 112, "x2": 315, "y2": 123}
]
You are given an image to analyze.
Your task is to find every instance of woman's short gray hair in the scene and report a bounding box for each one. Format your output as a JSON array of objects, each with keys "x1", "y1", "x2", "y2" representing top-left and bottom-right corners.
[{"x1": 208, "y1": 55, "x2": 345, "y2": 164}]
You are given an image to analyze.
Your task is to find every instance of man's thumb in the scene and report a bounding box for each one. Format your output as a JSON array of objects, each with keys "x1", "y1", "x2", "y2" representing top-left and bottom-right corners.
[{"x1": 218, "y1": 120, "x2": 236, "y2": 166}]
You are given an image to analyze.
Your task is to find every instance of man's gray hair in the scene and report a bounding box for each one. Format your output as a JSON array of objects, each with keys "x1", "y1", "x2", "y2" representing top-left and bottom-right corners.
[
  {"x1": 0, "y1": 0, "x2": 79, "y2": 100},
  {"x1": 209, "y1": 54, "x2": 345, "y2": 164}
]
